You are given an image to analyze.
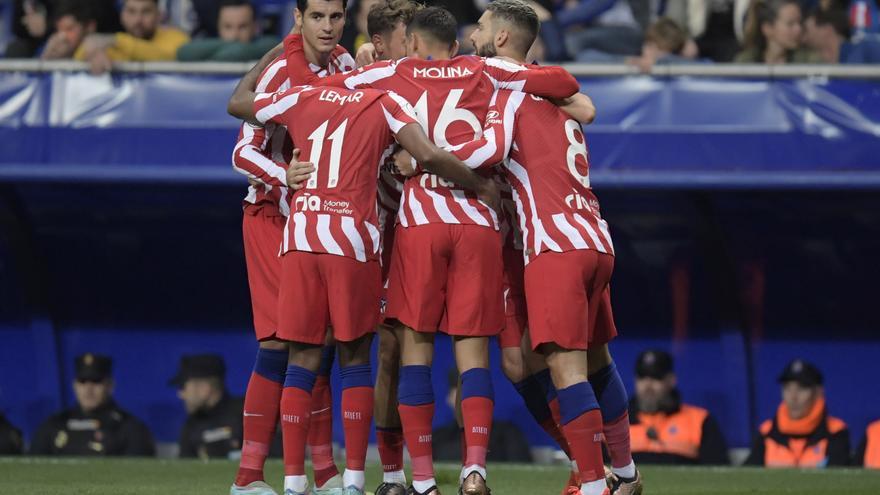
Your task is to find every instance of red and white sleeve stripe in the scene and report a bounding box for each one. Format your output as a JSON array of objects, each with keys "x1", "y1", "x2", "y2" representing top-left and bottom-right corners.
[
  {"x1": 232, "y1": 123, "x2": 288, "y2": 187},
  {"x1": 452, "y1": 90, "x2": 523, "y2": 169},
  {"x1": 254, "y1": 87, "x2": 306, "y2": 126}
]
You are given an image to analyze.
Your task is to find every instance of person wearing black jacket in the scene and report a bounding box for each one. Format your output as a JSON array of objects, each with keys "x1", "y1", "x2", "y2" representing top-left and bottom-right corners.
[
  {"x1": 30, "y1": 353, "x2": 155, "y2": 456},
  {"x1": 627, "y1": 350, "x2": 730, "y2": 465},
  {"x1": 170, "y1": 354, "x2": 245, "y2": 459},
  {"x1": 0, "y1": 413, "x2": 24, "y2": 454}
]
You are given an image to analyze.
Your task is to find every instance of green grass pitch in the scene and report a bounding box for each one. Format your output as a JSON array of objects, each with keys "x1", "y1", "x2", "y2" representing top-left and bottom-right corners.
[{"x1": 2, "y1": 457, "x2": 880, "y2": 494}]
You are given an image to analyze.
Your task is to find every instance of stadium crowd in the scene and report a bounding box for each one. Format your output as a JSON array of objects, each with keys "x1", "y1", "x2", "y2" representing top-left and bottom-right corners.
[{"x1": 3, "y1": 0, "x2": 880, "y2": 70}]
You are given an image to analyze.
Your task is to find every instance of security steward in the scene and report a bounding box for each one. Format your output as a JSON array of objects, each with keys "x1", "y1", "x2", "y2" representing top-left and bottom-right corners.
[
  {"x1": 746, "y1": 359, "x2": 850, "y2": 467},
  {"x1": 0, "y1": 412, "x2": 24, "y2": 454},
  {"x1": 628, "y1": 350, "x2": 730, "y2": 464},
  {"x1": 30, "y1": 353, "x2": 156, "y2": 456},
  {"x1": 170, "y1": 354, "x2": 244, "y2": 459},
  {"x1": 856, "y1": 418, "x2": 880, "y2": 468}
]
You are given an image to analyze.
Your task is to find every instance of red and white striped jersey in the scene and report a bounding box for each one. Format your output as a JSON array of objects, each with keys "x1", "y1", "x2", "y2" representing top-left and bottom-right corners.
[
  {"x1": 453, "y1": 90, "x2": 614, "y2": 264},
  {"x1": 253, "y1": 86, "x2": 418, "y2": 262},
  {"x1": 288, "y1": 55, "x2": 581, "y2": 230},
  {"x1": 232, "y1": 35, "x2": 355, "y2": 215}
]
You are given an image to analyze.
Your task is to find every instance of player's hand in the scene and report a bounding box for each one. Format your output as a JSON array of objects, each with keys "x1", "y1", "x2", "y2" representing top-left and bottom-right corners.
[
  {"x1": 356, "y1": 42, "x2": 378, "y2": 67},
  {"x1": 393, "y1": 149, "x2": 417, "y2": 177},
  {"x1": 286, "y1": 149, "x2": 315, "y2": 189},
  {"x1": 476, "y1": 177, "x2": 501, "y2": 215}
]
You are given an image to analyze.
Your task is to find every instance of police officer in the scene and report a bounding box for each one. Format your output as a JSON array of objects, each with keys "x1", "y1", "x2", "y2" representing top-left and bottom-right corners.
[
  {"x1": 628, "y1": 350, "x2": 730, "y2": 465},
  {"x1": 746, "y1": 359, "x2": 850, "y2": 467},
  {"x1": 30, "y1": 353, "x2": 156, "y2": 456},
  {"x1": 0, "y1": 412, "x2": 24, "y2": 454},
  {"x1": 170, "y1": 354, "x2": 244, "y2": 459}
]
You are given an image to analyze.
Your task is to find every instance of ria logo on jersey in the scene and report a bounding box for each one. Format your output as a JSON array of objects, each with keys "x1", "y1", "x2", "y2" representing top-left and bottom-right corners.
[
  {"x1": 420, "y1": 174, "x2": 457, "y2": 189},
  {"x1": 294, "y1": 193, "x2": 354, "y2": 215},
  {"x1": 413, "y1": 66, "x2": 474, "y2": 79},
  {"x1": 565, "y1": 189, "x2": 592, "y2": 211}
]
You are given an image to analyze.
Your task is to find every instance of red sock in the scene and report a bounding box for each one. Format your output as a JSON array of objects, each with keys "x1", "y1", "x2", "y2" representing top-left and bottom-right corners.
[
  {"x1": 376, "y1": 428, "x2": 404, "y2": 473},
  {"x1": 342, "y1": 385, "x2": 373, "y2": 471},
  {"x1": 399, "y1": 403, "x2": 435, "y2": 482},
  {"x1": 309, "y1": 375, "x2": 338, "y2": 486},
  {"x1": 544, "y1": 397, "x2": 574, "y2": 458},
  {"x1": 461, "y1": 397, "x2": 493, "y2": 468},
  {"x1": 562, "y1": 410, "x2": 605, "y2": 483},
  {"x1": 459, "y1": 428, "x2": 467, "y2": 466},
  {"x1": 604, "y1": 412, "x2": 633, "y2": 468},
  {"x1": 281, "y1": 386, "x2": 313, "y2": 476},
  {"x1": 236, "y1": 372, "x2": 282, "y2": 486}
]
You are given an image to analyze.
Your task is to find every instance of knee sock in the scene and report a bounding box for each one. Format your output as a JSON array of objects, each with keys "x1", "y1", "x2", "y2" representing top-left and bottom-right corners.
[
  {"x1": 340, "y1": 364, "x2": 373, "y2": 490},
  {"x1": 376, "y1": 427, "x2": 406, "y2": 484},
  {"x1": 398, "y1": 365, "x2": 435, "y2": 493},
  {"x1": 557, "y1": 381, "x2": 605, "y2": 495},
  {"x1": 236, "y1": 348, "x2": 287, "y2": 487},
  {"x1": 460, "y1": 368, "x2": 493, "y2": 480},
  {"x1": 309, "y1": 346, "x2": 339, "y2": 488},
  {"x1": 282, "y1": 366, "x2": 317, "y2": 494},
  {"x1": 514, "y1": 373, "x2": 572, "y2": 458},
  {"x1": 589, "y1": 362, "x2": 635, "y2": 478}
]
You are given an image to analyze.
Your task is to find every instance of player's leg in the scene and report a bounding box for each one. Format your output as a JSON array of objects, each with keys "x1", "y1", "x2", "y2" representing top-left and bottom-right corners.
[
  {"x1": 309, "y1": 335, "x2": 341, "y2": 491},
  {"x1": 235, "y1": 208, "x2": 288, "y2": 493},
  {"x1": 453, "y1": 336, "x2": 494, "y2": 495},
  {"x1": 324, "y1": 255, "x2": 382, "y2": 495},
  {"x1": 337, "y1": 334, "x2": 376, "y2": 494},
  {"x1": 385, "y1": 224, "x2": 450, "y2": 495},
  {"x1": 374, "y1": 322, "x2": 407, "y2": 494},
  {"x1": 277, "y1": 252, "x2": 331, "y2": 495},
  {"x1": 526, "y1": 250, "x2": 609, "y2": 495},
  {"x1": 446, "y1": 225, "x2": 505, "y2": 495}
]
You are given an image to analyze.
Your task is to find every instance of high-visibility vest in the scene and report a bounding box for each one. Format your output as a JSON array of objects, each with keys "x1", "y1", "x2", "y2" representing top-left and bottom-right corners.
[
  {"x1": 759, "y1": 416, "x2": 847, "y2": 468},
  {"x1": 630, "y1": 404, "x2": 708, "y2": 460},
  {"x1": 865, "y1": 420, "x2": 880, "y2": 469}
]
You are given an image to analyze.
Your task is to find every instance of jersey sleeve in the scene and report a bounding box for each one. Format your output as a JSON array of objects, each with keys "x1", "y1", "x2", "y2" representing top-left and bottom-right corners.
[
  {"x1": 253, "y1": 87, "x2": 305, "y2": 126},
  {"x1": 483, "y1": 57, "x2": 580, "y2": 99},
  {"x1": 380, "y1": 91, "x2": 419, "y2": 135},
  {"x1": 232, "y1": 123, "x2": 289, "y2": 187},
  {"x1": 450, "y1": 90, "x2": 522, "y2": 170}
]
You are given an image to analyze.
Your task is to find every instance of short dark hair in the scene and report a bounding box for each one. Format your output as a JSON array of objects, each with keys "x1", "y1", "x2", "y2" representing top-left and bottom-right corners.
[
  {"x1": 406, "y1": 6, "x2": 457, "y2": 48},
  {"x1": 368, "y1": 0, "x2": 421, "y2": 38},
  {"x1": 297, "y1": 0, "x2": 348, "y2": 13},
  {"x1": 53, "y1": 0, "x2": 97, "y2": 25},
  {"x1": 809, "y1": 7, "x2": 851, "y2": 39},
  {"x1": 219, "y1": 0, "x2": 255, "y2": 15},
  {"x1": 486, "y1": 0, "x2": 540, "y2": 53},
  {"x1": 645, "y1": 17, "x2": 687, "y2": 54}
]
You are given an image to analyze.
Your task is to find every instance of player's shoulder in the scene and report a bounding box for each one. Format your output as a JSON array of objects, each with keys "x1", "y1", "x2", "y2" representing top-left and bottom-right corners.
[
  {"x1": 257, "y1": 55, "x2": 289, "y2": 91},
  {"x1": 330, "y1": 45, "x2": 356, "y2": 71}
]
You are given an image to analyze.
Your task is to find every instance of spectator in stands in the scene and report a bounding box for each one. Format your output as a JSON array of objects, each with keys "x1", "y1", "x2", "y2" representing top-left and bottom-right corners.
[
  {"x1": 170, "y1": 354, "x2": 244, "y2": 459},
  {"x1": 40, "y1": 0, "x2": 97, "y2": 60},
  {"x1": 627, "y1": 350, "x2": 730, "y2": 465},
  {"x1": 0, "y1": 413, "x2": 24, "y2": 454},
  {"x1": 625, "y1": 17, "x2": 704, "y2": 73},
  {"x1": 30, "y1": 353, "x2": 156, "y2": 456},
  {"x1": 340, "y1": 0, "x2": 382, "y2": 54},
  {"x1": 735, "y1": 0, "x2": 822, "y2": 63},
  {"x1": 6, "y1": 0, "x2": 51, "y2": 58},
  {"x1": 745, "y1": 359, "x2": 850, "y2": 467},
  {"x1": 663, "y1": 0, "x2": 749, "y2": 62},
  {"x1": 177, "y1": 0, "x2": 278, "y2": 61},
  {"x1": 75, "y1": 0, "x2": 189, "y2": 74},
  {"x1": 433, "y1": 368, "x2": 533, "y2": 463},
  {"x1": 804, "y1": 6, "x2": 880, "y2": 62},
  {"x1": 557, "y1": 0, "x2": 645, "y2": 61},
  {"x1": 857, "y1": 418, "x2": 880, "y2": 468}
]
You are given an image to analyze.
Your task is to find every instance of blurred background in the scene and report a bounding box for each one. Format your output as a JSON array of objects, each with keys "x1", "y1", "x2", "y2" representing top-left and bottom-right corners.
[{"x1": 0, "y1": 0, "x2": 879, "y2": 467}]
